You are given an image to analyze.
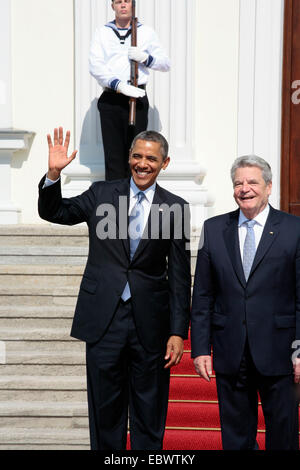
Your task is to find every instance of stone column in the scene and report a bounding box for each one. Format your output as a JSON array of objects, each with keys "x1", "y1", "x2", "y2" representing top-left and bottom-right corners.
[
  {"x1": 0, "y1": 0, "x2": 12, "y2": 129},
  {"x1": 0, "y1": 0, "x2": 33, "y2": 224}
]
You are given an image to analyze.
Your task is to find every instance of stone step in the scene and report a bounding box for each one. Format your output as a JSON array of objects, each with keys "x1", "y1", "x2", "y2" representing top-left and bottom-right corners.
[
  {"x1": 0, "y1": 282, "x2": 193, "y2": 299},
  {"x1": 0, "y1": 274, "x2": 81, "y2": 289},
  {"x1": 0, "y1": 427, "x2": 89, "y2": 445},
  {"x1": 0, "y1": 318, "x2": 74, "y2": 340},
  {"x1": 0, "y1": 235, "x2": 88, "y2": 247},
  {"x1": 0, "y1": 444, "x2": 89, "y2": 449},
  {"x1": 0, "y1": 364, "x2": 85, "y2": 376},
  {"x1": 0, "y1": 285, "x2": 79, "y2": 296},
  {"x1": 0, "y1": 265, "x2": 84, "y2": 275},
  {"x1": 0, "y1": 416, "x2": 88, "y2": 429},
  {"x1": 0, "y1": 246, "x2": 88, "y2": 256},
  {"x1": 0, "y1": 295, "x2": 77, "y2": 307},
  {"x1": 0, "y1": 246, "x2": 88, "y2": 266},
  {"x1": 0, "y1": 400, "x2": 87, "y2": 416},
  {"x1": 0, "y1": 223, "x2": 198, "y2": 240},
  {"x1": 1, "y1": 285, "x2": 193, "y2": 300},
  {"x1": 0, "y1": 390, "x2": 87, "y2": 402},
  {"x1": 0, "y1": 224, "x2": 88, "y2": 233},
  {"x1": 0, "y1": 224, "x2": 88, "y2": 237},
  {"x1": 4, "y1": 341, "x2": 85, "y2": 365},
  {"x1": 0, "y1": 225, "x2": 199, "y2": 259},
  {"x1": 0, "y1": 247, "x2": 195, "y2": 266},
  {"x1": 0, "y1": 375, "x2": 86, "y2": 390},
  {"x1": 0, "y1": 305, "x2": 75, "y2": 318},
  {"x1": 0, "y1": 256, "x2": 87, "y2": 266},
  {"x1": 0, "y1": 264, "x2": 194, "y2": 282}
]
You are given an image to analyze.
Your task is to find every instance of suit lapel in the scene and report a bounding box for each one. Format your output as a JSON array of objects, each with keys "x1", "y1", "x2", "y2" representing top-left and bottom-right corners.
[
  {"x1": 113, "y1": 179, "x2": 130, "y2": 260},
  {"x1": 223, "y1": 206, "x2": 281, "y2": 286},
  {"x1": 223, "y1": 210, "x2": 246, "y2": 288},
  {"x1": 248, "y1": 206, "x2": 280, "y2": 278}
]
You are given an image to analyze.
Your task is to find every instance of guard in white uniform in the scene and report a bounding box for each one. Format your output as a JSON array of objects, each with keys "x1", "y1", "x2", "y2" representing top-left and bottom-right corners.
[{"x1": 89, "y1": 0, "x2": 170, "y2": 181}]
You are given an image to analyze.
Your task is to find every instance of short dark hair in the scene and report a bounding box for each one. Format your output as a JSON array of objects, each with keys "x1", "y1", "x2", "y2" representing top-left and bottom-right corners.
[{"x1": 130, "y1": 130, "x2": 169, "y2": 161}]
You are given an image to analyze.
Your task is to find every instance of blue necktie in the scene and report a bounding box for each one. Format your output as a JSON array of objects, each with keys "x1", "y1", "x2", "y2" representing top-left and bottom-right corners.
[
  {"x1": 128, "y1": 191, "x2": 145, "y2": 259},
  {"x1": 242, "y1": 219, "x2": 256, "y2": 281},
  {"x1": 121, "y1": 191, "x2": 145, "y2": 301}
]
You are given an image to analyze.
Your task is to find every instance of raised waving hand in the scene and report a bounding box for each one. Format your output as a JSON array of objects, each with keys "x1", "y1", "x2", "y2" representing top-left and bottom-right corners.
[{"x1": 47, "y1": 127, "x2": 77, "y2": 180}]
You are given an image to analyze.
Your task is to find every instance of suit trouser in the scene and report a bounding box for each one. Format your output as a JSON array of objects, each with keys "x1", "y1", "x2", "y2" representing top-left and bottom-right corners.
[
  {"x1": 216, "y1": 342, "x2": 299, "y2": 450},
  {"x1": 85, "y1": 299, "x2": 170, "y2": 450},
  {"x1": 98, "y1": 90, "x2": 149, "y2": 181}
]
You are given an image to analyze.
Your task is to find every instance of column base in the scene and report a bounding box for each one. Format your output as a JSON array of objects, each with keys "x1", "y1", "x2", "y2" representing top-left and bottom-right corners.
[
  {"x1": 0, "y1": 129, "x2": 34, "y2": 225},
  {"x1": 0, "y1": 204, "x2": 21, "y2": 224},
  {"x1": 157, "y1": 160, "x2": 214, "y2": 230},
  {"x1": 62, "y1": 162, "x2": 105, "y2": 198}
]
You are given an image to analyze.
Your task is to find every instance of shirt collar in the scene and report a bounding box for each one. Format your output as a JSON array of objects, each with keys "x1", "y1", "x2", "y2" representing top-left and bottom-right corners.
[
  {"x1": 105, "y1": 20, "x2": 142, "y2": 30},
  {"x1": 238, "y1": 203, "x2": 270, "y2": 227},
  {"x1": 130, "y1": 177, "x2": 156, "y2": 203}
]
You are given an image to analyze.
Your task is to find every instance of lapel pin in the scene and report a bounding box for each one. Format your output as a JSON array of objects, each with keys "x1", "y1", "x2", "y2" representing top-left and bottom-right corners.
[
  {"x1": 159, "y1": 208, "x2": 164, "y2": 212},
  {"x1": 269, "y1": 232, "x2": 274, "y2": 235}
]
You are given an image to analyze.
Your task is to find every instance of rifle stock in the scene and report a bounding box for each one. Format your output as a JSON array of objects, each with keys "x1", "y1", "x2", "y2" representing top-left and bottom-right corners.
[{"x1": 129, "y1": 0, "x2": 138, "y2": 126}]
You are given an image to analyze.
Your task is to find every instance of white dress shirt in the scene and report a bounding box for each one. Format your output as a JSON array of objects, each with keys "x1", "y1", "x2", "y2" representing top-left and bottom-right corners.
[
  {"x1": 89, "y1": 21, "x2": 170, "y2": 90},
  {"x1": 43, "y1": 175, "x2": 60, "y2": 188},
  {"x1": 129, "y1": 177, "x2": 155, "y2": 232},
  {"x1": 238, "y1": 204, "x2": 270, "y2": 256}
]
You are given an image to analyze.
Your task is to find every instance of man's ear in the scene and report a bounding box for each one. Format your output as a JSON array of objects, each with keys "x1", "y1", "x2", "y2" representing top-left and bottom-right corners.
[
  {"x1": 162, "y1": 156, "x2": 170, "y2": 170},
  {"x1": 267, "y1": 181, "x2": 272, "y2": 196}
]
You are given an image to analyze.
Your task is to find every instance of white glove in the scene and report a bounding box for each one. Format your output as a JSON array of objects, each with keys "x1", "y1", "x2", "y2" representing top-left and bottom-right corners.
[
  {"x1": 117, "y1": 82, "x2": 146, "y2": 98},
  {"x1": 128, "y1": 46, "x2": 149, "y2": 64}
]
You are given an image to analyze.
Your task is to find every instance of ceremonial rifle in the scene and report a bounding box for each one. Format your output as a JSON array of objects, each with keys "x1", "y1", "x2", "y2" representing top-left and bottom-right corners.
[{"x1": 129, "y1": 0, "x2": 138, "y2": 126}]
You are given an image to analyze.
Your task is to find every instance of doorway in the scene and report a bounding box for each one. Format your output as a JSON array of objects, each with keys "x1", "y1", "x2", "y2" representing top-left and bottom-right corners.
[{"x1": 281, "y1": 0, "x2": 300, "y2": 215}]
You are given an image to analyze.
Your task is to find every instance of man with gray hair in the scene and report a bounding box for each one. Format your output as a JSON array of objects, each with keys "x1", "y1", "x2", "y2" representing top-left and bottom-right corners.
[{"x1": 191, "y1": 155, "x2": 300, "y2": 450}]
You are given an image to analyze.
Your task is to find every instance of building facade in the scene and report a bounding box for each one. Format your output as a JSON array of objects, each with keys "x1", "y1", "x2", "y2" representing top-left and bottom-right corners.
[{"x1": 0, "y1": 0, "x2": 285, "y2": 226}]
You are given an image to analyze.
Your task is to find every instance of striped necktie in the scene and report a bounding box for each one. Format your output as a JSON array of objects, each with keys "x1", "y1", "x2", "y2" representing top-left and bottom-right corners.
[
  {"x1": 128, "y1": 191, "x2": 145, "y2": 259},
  {"x1": 121, "y1": 191, "x2": 145, "y2": 301}
]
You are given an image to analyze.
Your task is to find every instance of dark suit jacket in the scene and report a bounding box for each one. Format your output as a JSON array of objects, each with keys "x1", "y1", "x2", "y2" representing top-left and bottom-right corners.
[
  {"x1": 191, "y1": 205, "x2": 300, "y2": 376},
  {"x1": 38, "y1": 176, "x2": 191, "y2": 352}
]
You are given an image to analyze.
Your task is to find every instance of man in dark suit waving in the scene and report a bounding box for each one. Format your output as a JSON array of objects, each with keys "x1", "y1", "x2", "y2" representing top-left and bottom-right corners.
[
  {"x1": 191, "y1": 155, "x2": 300, "y2": 450},
  {"x1": 38, "y1": 127, "x2": 190, "y2": 450}
]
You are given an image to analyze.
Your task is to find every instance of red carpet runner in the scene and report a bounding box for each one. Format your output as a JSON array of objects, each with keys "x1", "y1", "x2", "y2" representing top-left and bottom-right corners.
[
  {"x1": 163, "y1": 332, "x2": 266, "y2": 450},
  {"x1": 127, "y1": 332, "x2": 299, "y2": 450}
]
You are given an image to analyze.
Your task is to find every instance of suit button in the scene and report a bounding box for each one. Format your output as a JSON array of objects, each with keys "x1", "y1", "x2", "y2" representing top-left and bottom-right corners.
[{"x1": 242, "y1": 320, "x2": 246, "y2": 325}]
